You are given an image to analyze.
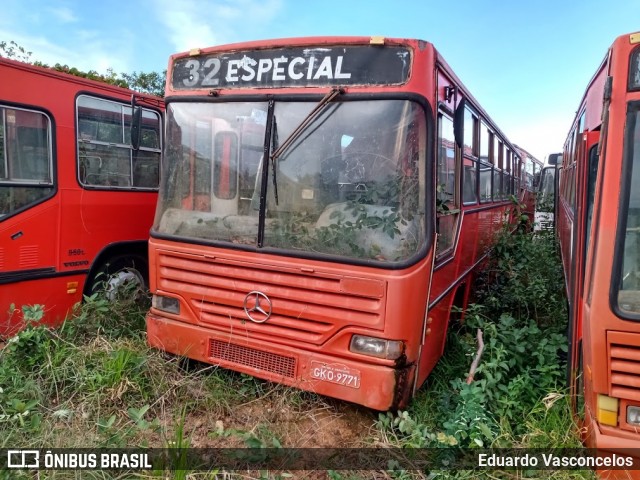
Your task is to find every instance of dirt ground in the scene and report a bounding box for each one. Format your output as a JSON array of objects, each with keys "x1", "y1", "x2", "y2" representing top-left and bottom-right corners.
[{"x1": 180, "y1": 396, "x2": 378, "y2": 448}]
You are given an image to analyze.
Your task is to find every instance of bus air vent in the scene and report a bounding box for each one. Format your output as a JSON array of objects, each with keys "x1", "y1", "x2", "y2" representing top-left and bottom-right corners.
[
  {"x1": 609, "y1": 332, "x2": 640, "y2": 401},
  {"x1": 208, "y1": 339, "x2": 296, "y2": 378}
]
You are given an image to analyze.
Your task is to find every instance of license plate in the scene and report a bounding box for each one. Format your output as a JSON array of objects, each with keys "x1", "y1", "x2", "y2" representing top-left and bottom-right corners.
[{"x1": 310, "y1": 361, "x2": 361, "y2": 388}]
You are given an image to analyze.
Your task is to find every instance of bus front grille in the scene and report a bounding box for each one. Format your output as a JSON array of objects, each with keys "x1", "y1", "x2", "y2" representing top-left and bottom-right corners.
[
  {"x1": 157, "y1": 250, "x2": 385, "y2": 346},
  {"x1": 208, "y1": 339, "x2": 296, "y2": 378},
  {"x1": 609, "y1": 333, "x2": 640, "y2": 401}
]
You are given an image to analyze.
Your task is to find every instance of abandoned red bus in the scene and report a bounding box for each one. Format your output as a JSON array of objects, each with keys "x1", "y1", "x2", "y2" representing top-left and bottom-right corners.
[
  {"x1": 514, "y1": 145, "x2": 543, "y2": 224},
  {"x1": 534, "y1": 154, "x2": 561, "y2": 233},
  {"x1": 558, "y1": 31, "x2": 640, "y2": 459},
  {"x1": 146, "y1": 36, "x2": 524, "y2": 410},
  {"x1": 0, "y1": 57, "x2": 163, "y2": 336}
]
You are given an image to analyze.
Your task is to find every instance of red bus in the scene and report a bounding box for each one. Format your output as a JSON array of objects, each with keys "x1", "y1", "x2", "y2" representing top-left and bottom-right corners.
[
  {"x1": 146, "y1": 36, "x2": 525, "y2": 410},
  {"x1": 0, "y1": 57, "x2": 163, "y2": 336},
  {"x1": 558, "y1": 31, "x2": 640, "y2": 458},
  {"x1": 534, "y1": 153, "x2": 561, "y2": 232},
  {"x1": 514, "y1": 145, "x2": 543, "y2": 225}
]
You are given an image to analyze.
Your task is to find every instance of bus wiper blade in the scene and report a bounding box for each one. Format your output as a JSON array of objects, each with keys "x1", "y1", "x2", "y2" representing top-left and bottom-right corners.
[
  {"x1": 270, "y1": 86, "x2": 344, "y2": 162},
  {"x1": 271, "y1": 115, "x2": 279, "y2": 205}
]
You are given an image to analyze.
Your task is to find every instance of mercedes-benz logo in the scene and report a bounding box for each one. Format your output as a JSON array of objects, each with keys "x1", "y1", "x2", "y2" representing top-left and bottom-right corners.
[{"x1": 243, "y1": 291, "x2": 272, "y2": 323}]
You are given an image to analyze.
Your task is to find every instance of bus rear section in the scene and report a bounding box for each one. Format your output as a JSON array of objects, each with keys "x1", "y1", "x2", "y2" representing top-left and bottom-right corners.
[
  {"x1": 0, "y1": 58, "x2": 162, "y2": 335},
  {"x1": 534, "y1": 163, "x2": 557, "y2": 232},
  {"x1": 515, "y1": 146, "x2": 543, "y2": 226},
  {"x1": 146, "y1": 37, "x2": 523, "y2": 410}
]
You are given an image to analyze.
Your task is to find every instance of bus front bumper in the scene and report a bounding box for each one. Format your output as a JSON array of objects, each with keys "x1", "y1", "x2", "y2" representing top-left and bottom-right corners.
[{"x1": 146, "y1": 313, "x2": 414, "y2": 411}]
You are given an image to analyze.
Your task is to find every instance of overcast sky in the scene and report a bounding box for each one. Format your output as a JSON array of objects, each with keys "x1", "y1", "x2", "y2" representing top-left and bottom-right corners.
[{"x1": 1, "y1": 0, "x2": 638, "y2": 161}]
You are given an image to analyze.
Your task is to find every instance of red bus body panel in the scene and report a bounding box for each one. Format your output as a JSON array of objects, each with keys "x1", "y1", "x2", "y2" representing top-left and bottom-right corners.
[{"x1": 0, "y1": 58, "x2": 162, "y2": 335}]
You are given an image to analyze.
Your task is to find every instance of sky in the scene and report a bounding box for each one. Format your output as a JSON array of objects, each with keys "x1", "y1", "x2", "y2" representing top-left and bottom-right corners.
[{"x1": 1, "y1": 0, "x2": 638, "y2": 162}]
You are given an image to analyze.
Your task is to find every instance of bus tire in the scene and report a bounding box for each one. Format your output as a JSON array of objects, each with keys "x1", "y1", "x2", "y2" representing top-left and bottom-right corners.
[{"x1": 89, "y1": 254, "x2": 149, "y2": 301}]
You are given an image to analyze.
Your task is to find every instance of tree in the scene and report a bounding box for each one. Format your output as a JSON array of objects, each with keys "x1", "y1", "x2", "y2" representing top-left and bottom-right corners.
[
  {"x1": 0, "y1": 41, "x2": 32, "y2": 63},
  {"x1": 120, "y1": 71, "x2": 166, "y2": 98}
]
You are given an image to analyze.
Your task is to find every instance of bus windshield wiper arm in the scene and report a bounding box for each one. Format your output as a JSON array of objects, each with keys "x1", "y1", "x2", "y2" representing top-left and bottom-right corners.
[
  {"x1": 271, "y1": 115, "x2": 279, "y2": 205},
  {"x1": 270, "y1": 86, "x2": 344, "y2": 162}
]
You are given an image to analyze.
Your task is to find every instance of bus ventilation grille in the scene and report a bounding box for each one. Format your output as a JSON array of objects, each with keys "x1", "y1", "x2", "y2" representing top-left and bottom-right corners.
[
  {"x1": 610, "y1": 343, "x2": 640, "y2": 401},
  {"x1": 208, "y1": 339, "x2": 296, "y2": 378}
]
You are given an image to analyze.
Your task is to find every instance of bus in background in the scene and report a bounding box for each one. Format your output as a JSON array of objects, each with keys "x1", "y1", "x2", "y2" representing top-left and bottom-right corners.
[
  {"x1": 146, "y1": 36, "x2": 525, "y2": 410},
  {"x1": 0, "y1": 57, "x2": 163, "y2": 336},
  {"x1": 514, "y1": 145, "x2": 543, "y2": 225},
  {"x1": 534, "y1": 152, "x2": 561, "y2": 232},
  {"x1": 558, "y1": 31, "x2": 640, "y2": 459}
]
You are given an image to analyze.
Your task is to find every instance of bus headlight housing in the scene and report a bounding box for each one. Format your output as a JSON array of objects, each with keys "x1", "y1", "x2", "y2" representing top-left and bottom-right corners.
[
  {"x1": 152, "y1": 294, "x2": 180, "y2": 315},
  {"x1": 627, "y1": 406, "x2": 640, "y2": 426},
  {"x1": 349, "y1": 335, "x2": 404, "y2": 360}
]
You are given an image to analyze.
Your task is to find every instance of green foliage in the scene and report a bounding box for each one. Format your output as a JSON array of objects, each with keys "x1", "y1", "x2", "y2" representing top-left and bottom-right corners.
[
  {"x1": 376, "y1": 212, "x2": 583, "y2": 478},
  {"x1": 0, "y1": 40, "x2": 32, "y2": 62},
  {"x1": 1, "y1": 39, "x2": 165, "y2": 97},
  {"x1": 435, "y1": 306, "x2": 568, "y2": 447},
  {"x1": 477, "y1": 228, "x2": 566, "y2": 325},
  {"x1": 121, "y1": 70, "x2": 166, "y2": 97},
  {"x1": 69, "y1": 275, "x2": 148, "y2": 340}
]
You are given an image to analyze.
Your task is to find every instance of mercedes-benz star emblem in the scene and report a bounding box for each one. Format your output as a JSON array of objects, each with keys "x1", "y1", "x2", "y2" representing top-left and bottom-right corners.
[{"x1": 243, "y1": 291, "x2": 272, "y2": 323}]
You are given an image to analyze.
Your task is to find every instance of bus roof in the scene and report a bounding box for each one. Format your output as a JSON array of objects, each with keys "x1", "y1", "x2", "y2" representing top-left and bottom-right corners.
[{"x1": 0, "y1": 55, "x2": 161, "y2": 102}]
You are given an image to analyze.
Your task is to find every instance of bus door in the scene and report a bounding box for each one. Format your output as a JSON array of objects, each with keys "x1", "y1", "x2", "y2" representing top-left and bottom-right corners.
[
  {"x1": 568, "y1": 129, "x2": 600, "y2": 409},
  {"x1": 0, "y1": 105, "x2": 58, "y2": 332}
]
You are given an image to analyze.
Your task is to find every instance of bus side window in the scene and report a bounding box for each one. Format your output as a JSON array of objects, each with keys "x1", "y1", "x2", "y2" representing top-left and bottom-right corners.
[
  {"x1": 436, "y1": 112, "x2": 459, "y2": 256},
  {"x1": 462, "y1": 108, "x2": 478, "y2": 204},
  {"x1": 78, "y1": 95, "x2": 160, "y2": 189},
  {"x1": 478, "y1": 122, "x2": 492, "y2": 203},
  {"x1": 0, "y1": 106, "x2": 54, "y2": 217}
]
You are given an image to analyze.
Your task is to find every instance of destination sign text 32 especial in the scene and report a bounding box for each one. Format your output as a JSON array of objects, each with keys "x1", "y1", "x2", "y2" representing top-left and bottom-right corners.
[{"x1": 171, "y1": 46, "x2": 411, "y2": 90}]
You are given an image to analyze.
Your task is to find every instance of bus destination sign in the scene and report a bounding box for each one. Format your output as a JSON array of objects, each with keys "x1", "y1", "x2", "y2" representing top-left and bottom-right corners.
[{"x1": 171, "y1": 46, "x2": 411, "y2": 90}]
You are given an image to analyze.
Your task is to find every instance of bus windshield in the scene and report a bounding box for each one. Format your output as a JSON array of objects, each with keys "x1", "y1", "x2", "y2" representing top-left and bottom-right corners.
[
  {"x1": 617, "y1": 102, "x2": 640, "y2": 314},
  {"x1": 154, "y1": 98, "x2": 427, "y2": 263}
]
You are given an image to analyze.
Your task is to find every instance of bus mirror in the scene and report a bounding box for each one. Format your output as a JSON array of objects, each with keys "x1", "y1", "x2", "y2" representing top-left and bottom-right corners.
[
  {"x1": 548, "y1": 153, "x2": 561, "y2": 166},
  {"x1": 453, "y1": 99, "x2": 466, "y2": 149},
  {"x1": 130, "y1": 105, "x2": 143, "y2": 151}
]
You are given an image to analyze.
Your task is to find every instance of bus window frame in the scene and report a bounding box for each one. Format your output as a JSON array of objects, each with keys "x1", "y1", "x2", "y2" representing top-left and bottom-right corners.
[
  {"x1": 478, "y1": 120, "x2": 492, "y2": 204},
  {"x1": 154, "y1": 92, "x2": 436, "y2": 271},
  {"x1": 435, "y1": 108, "x2": 460, "y2": 260},
  {"x1": 461, "y1": 105, "x2": 479, "y2": 206},
  {"x1": 0, "y1": 102, "x2": 56, "y2": 222},
  {"x1": 628, "y1": 45, "x2": 640, "y2": 92},
  {"x1": 75, "y1": 93, "x2": 162, "y2": 191}
]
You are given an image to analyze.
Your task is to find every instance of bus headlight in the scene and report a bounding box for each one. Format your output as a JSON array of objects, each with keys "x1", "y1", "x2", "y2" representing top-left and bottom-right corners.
[
  {"x1": 627, "y1": 406, "x2": 640, "y2": 426},
  {"x1": 349, "y1": 335, "x2": 404, "y2": 360},
  {"x1": 152, "y1": 295, "x2": 180, "y2": 315}
]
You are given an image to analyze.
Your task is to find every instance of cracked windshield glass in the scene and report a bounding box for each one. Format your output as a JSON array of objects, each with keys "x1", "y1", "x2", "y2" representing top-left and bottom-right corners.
[{"x1": 155, "y1": 99, "x2": 426, "y2": 263}]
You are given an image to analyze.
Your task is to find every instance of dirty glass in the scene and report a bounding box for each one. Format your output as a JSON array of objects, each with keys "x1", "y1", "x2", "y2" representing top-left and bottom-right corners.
[
  {"x1": 617, "y1": 104, "x2": 640, "y2": 314},
  {"x1": 155, "y1": 99, "x2": 427, "y2": 263},
  {"x1": 77, "y1": 95, "x2": 161, "y2": 188},
  {"x1": 0, "y1": 106, "x2": 53, "y2": 218}
]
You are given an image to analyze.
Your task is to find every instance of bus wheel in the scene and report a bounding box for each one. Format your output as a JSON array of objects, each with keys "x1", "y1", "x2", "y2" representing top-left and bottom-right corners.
[{"x1": 91, "y1": 254, "x2": 149, "y2": 302}]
